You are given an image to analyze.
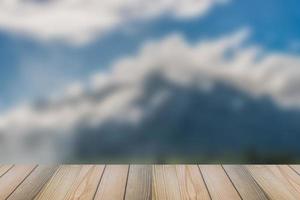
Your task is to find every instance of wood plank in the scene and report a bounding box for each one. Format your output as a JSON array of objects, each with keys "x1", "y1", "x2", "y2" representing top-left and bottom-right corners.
[
  {"x1": 2, "y1": 164, "x2": 300, "y2": 199},
  {"x1": 175, "y1": 165, "x2": 211, "y2": 200},
  {"x1": 35, "y1": 165, "x2": 82, "y2": 200},
  {"x1": 0, "y1": 165, "x2": 13, "y2": 177},
  {"x1": 64, "y1": 165, "x2": 105, "y2": 200},
  {"x1": 153, "y1": 165, "x2": 210, "y2": 200},
  {"x1": 223, "y1": 165, "x2": 268, "y2": 200},
  {"x1": 247, "y1": 165, "x2": 300, "y2": 200},
  {"x1": 94, "y1": 165, "x2": 129, "y2": 200},
  {"x1": 152, "y1": 165, "x2": 182, "y2": 200},
  {"x1": 7, "y1": 165, "x2": 58, "y2": 200},
  {"x1": 275, "y1": 165, "x2": 300, "y2": 196},
  {"x1": 200, "y1": 165, "x2": 241, "y2": 200},
  {"x1": 125, "y1": 165, "x2": 152, "y2": 200},
  {"x1": 0, "y1": 165, "x2": 36, "y2": 199}
]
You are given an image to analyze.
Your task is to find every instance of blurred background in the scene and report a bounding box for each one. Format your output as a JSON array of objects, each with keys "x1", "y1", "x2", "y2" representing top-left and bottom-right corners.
[{"x1": 1, "y1": 0, "x2": 300, "y2": 163}]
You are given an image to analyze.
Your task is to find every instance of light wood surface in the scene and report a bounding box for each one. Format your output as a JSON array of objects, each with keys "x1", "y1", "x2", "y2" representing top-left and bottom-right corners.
[
  {"x1": 125, "y1": 165, "x2": 152, "y2": 200},
  {"x1": 200, "y1": 165, "x2": 241, "y2": 200},
  {"x1": 35, "y1": 165, "x2": 82, "y2": 200},
  {"x1": 0, "y1": 165, "x2": 299, "y2": 199},
  {"x1": 93, "y1": 165, "x2": 129, "y2": 200},
  {"x1": 223, "y1": 165, "x2": 268, "y2": 200},
  {"x1": 247, "y1": 165, "x2": 300, "y2": 200},
  {"x1": 0, "y1": 165, "x2": 13, "y2": 177},
  {"x1": 0, "y1": 165, "x2": 36, "y2": 199},
  {"x1": 65, "y1": 165, "x2": 105, "y2": 200},
  {"x1": 7, "y1": 165, "x2": 58, "y2": 200},
  {"x1": 152, "y1": 165, "x2": 210, "y2": 200}
]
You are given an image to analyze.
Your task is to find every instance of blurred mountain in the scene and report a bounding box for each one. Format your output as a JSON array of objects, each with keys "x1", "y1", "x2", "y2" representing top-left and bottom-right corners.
[{"x1": 72, "y1": 72, "x2": 300, "y2": 163}]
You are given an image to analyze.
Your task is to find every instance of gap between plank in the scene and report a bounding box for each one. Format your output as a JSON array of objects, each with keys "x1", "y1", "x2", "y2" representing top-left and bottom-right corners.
[
  {"x1": 31, "y1": 166, "x2": 61, "y2": 200},
  {"x1": 0, "y1": 165, "x2": 15, "y2": 179},
  {"x1": 221, "y1": 165, "x2": 244, "y2": 200},
  {"x1": 288, "y1": 165, "x2": 300, "y2": 176},
  {"x1": 122, "y1": 165, "x2": 131, "y2": 200},
  {"x1": 244, "y1": 166, "x2": 271, "y2": 200},
  {"x1": 197, "y1": 165, "x2": 212, "y2": 200},
  {"x1": 92, "y1": 165, "x2": 107, "y2": 200}
]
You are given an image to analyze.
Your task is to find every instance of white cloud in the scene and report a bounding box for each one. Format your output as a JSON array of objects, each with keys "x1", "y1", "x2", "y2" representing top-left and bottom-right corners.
[
  {"x1": 0, "y1": 0, "x2": 226, "y2": 44},
  {"x1": 2, "y1": 28, "x2": 300, "y2": 161}
]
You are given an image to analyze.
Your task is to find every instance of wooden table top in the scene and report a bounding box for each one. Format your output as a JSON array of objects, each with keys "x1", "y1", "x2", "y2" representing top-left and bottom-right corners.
[{"x1": 0, "y1": 165, "x2": 299, "y2": 199}]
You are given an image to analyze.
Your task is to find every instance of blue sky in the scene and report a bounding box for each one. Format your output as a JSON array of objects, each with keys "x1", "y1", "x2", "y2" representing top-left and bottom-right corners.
[{"x1": 0, "y1": 0, "x2": 300, "y2": 111}]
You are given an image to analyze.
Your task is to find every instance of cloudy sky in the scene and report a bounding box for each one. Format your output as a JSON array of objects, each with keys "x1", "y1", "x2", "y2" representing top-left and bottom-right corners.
[
  {"x1": 1, "y1": 0, "x2": 300, "y2": 162},
  {"x1": 1, "y1": 0, "x2": 300, "y2": 110}
]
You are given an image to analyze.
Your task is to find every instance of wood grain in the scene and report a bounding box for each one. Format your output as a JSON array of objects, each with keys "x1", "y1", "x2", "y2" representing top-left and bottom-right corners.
[
  {"x1": 247, "y1": 165, "x2": 300, "y2": 200},
  {"x1": 175, "y1": 165, "x2": 211, "y2": 200},
  {"x1": 200, "y1": 165, "x2": 241, "y2": 200},
  {"x1": 35, "y1": 165, "x2": 82, "y2": 200},
  {"x1": 223, "y1": 165, "x2": 268, "y2": 200},
  {"x1": 7, "y1": 165, "x2": 58, "y2": 200},
  {"x1": 1, "y1": 165, "x2": 300, "y2": 199},
  {"x1": 64, "y1": 165, "x2": 105, "y2": 200},
  {"x1": 152, "y1": 165, "x2": 182, "y2": 200},
  {"x1": 125, "y1": 165, "x2": 152, "y2": 200},
  {"x1": 94, "y1": 165, "x2": 129, "y2": 200},
  {"x1": 153, "y1": 165, "x2": 210, "y2": 200},
  {"x1": 0, "y1": 165, "x2": 36, "y2": 199}
]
